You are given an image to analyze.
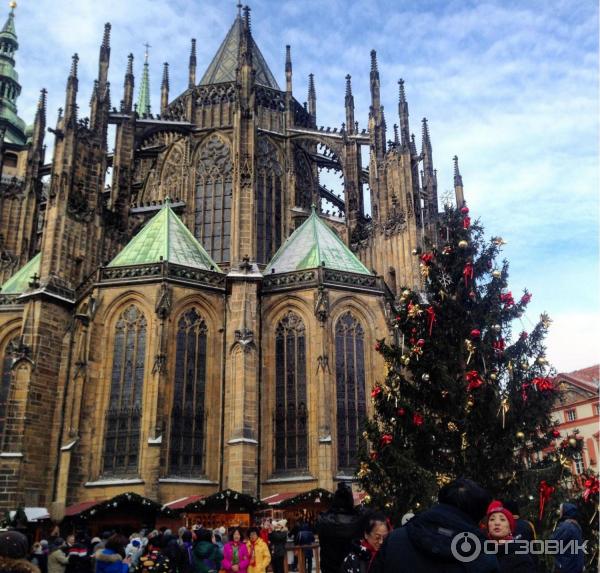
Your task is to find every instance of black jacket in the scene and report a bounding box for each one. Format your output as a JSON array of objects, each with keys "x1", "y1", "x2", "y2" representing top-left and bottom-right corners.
[
  {"x1": 315, "y1": 510, "x2": 361, "y2": 573},
  {"x1": 269, "y1": 532, "x2": 287, "y2": 559},
  {"x1": 495, "y1": 542, "x2": 536, "y2": 573},
  {"x1": 340, "y1": 541, "x2": 372, "y2": 573},
  {"x1": 370, "y1": 503, "x2": 500, "y2": 573}
]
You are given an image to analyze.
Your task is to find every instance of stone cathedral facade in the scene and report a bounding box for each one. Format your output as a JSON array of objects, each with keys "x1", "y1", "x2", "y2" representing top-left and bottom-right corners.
[{"x1": 0, "y1": 5, "x2": 466, "y2": 514}]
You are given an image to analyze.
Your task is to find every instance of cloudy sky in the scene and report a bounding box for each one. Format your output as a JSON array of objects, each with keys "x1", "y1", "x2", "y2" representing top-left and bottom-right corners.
[{"x1": 7, "y1": 0, "x2": 598, "y2": 373}]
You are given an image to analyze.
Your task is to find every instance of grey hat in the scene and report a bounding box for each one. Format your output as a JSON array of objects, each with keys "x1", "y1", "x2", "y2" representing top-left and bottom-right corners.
[{"x1": 0, "y1": 531, "x2": 29, "y2": 559}]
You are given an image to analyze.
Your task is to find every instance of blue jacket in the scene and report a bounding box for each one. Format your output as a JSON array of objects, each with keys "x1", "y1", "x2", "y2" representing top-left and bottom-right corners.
[
  {"x1": 371, "y1": 503, "x2": 500, "y2": 573},
  {"x1": 94, "y1": 549, "x2": 128, "y2": 573},
  {"x1": 550, "y1": 503, "x2": 585, "y2": 573}
]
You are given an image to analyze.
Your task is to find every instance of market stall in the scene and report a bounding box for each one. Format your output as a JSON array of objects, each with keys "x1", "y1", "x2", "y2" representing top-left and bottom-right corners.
[{"x1": 274, "y1": 488, "x2": 333, "y2": 529}]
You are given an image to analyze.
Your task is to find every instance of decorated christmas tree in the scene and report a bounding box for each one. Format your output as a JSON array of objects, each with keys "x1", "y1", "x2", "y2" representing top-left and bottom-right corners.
[{"x1": 359, "y1": 205, "x2": 584, "y2": 529}]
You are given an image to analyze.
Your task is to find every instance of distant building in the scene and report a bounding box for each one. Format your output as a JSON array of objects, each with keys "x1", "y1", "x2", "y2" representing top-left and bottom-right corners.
[{"x1": 552, "y1": 365, "x2": 599, "y2": 478}]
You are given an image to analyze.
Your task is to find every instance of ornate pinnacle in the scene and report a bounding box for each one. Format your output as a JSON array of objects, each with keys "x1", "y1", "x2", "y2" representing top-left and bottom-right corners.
[
  {"x1": 370, "y1": 49, "x2": 378, "y2": 72},
  {"x1": 398, "y1": 78, "x2": 406, "y2": 102},
  {"x1": 345, "y1": 74, "x2": 352, "y2": 97},
  {"x1": 102, "y1": 22, "x2": 111, "y2": 49},
  {"x1": 126, "y1": 53, "x2": 134, "y2": 76},
  {"x1": 190, "y1": 38, "x2": 196, "y2": 61},
  {"x1": 285, "y1": 45, "x2": 291, "y2": 72},
  {"x1": 161, "y1": 62, "x2": 169, "y2": 89},
  {"x1": 393, "y1": 124, "x2": 399, "y2": 144},
  {"x1": 70, "y1": 53, "x2": 79, "y2": 78},
  {"x1": 243, "y1": 5, "x2": 251, "y2": 32}
]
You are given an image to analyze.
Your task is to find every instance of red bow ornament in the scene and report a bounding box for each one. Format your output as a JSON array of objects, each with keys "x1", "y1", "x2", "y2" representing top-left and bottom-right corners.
[
  {"x1": 539, "y1": 480, "x2": 555, "y2": 520},
  {"x1": 493, "y1": 339, "x2": 505, "y2": 355},
  {"x1": 466, "y1": 370, "x2": 483, "y2": 391},
  {"x1": 500, "y1": 292, "x2": 514, "y2": 307},
  {"x1": 533, "y1": 377, "x2": 554, "y2": 392},
  {"x1": 463, "y1": 262, "x2": 474, "y2": 287},
  {"x1": 426, "y1": 306, "x2": 436, "y2": 335},
  {"x1": 463, "y1": 216, "x2": 471, "y2": 229},
  {"x1": 413, "y1": 412, "x2": 424, "y2": 426},
  {"x1": 371, "y1": 386, "x2": 382, "y2": 398},
  {"x1": 520, "y1": 292, "x2": 532, "y2": 305},
  {"x1": 583, "y1": 477, "x2": 599, "y2": 502},
  {"x1": 380, "y1": 434, "x2": 393, "y2": 446}
]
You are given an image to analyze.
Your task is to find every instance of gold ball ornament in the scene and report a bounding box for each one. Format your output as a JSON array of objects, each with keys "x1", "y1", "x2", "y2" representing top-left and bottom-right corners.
[
  {"x1": 569, "y1": 437, "x2": 577, "y2": 447},
  {"x1": 422, "y1": 373, "x2": 430, "y2": 382},
  {"x1": 489, "y1": 373, "x2": 498, "y2": 381},
  {"x1": 364, "y1": 494, "x2": 371, "y2": 504},
  {"x1": 516, "y1": 431, "x2": 525, "y2": 440},
  {"x1": 362, "y1": 431, "x2": 369, "y2": 439},
  {"x1": 9, "y1": 1, "x2": 16, "y2": 8},
  {"x1": 537, "y1": 357, "x2": 548, "y2": 365},
  {"x1": 492, "y1": 269, "x2": 501, "y2": 279},
  {"x1": 402, "y1": 289, "x2": 411, "y2": 297},
  {"x1": 448, "y1": 422, "x2": 458, "y2": 432},
  {"x1": 458, "y1": 240, "x2": 469, "y2": 249}
]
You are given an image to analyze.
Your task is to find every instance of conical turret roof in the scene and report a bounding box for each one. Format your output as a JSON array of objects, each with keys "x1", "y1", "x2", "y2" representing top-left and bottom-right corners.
[
  {"x1": 108, "y1": 200, "x2": 221, "y2": 272},
  {"x1": 0, "y1": 252, "x2": 40, "y2": 294},
  {"x1": 199, "y1": 14, "x2": 279, "y2": 89},
  {"x1": 265, "y1": 207, "x2": 371, "y2": 275}
]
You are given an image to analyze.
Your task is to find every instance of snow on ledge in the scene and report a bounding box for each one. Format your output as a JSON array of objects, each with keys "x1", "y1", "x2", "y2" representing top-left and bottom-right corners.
[{"x1": 85, "y1": 478, "x2": 144, "y2": 487}]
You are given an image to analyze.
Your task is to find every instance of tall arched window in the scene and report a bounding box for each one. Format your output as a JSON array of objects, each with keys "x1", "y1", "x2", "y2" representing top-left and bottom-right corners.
[
  {"x1": 0, "y1": 336, "x2": 17, "y2": 439},
  {"x1": 103, "y1": 305, "x2": 146, "y2": 474},
  {"x1": 256, "y1": 137, "x2": 283, "y2": 264},
  {"x1": 195, "y1": 135, "x2": 233, "y2": 263},
  {"x1": 170, "y1": 308, "x2": 207, "y2": 475},
  {"x1": 274, "y1": 312, "x2": 307, "y2": 472},
  {"x1": 335, "y1": 312, "x2": 366, "y2": 472}
]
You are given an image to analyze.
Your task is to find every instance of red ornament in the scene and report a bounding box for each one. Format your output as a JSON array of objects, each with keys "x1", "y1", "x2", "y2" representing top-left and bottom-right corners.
[
  {"x1": 520, "y1": 292, "x2": 532, "y2": 305},
  {"x1": 466, "y1": 370, "x2": 483, "y2": 391},
  {"x1": 370, "y1": 451, "x2": 379, "y2": 461},
  {"x1": 397, "y1": 407, "x2": 406, "y2": 416},
  {"x1": 539, "y1": 480, "x2": 555, "y2": 520},
  {"x1": 583, "y1": 477, "x2": 599, "y2": 502},
  {"x1": 371, "y1": 386, "x2": 382, "y2": 398},
  {"x1": 519, "y1": 331, "x2": 528, "y2": 340},
  {"x1": 469, "y1": 290, "x2": 476, "y2": 300},
  {"x1": 380, "y1": 434, "x2": 393, "y2": 446},
  {"x1": 551, "y1": 429, "x2": 560, "y2": 438},
  {"x1": 470, "y1": 329, "x2": 481, "y2": 339},
  {"x1": 420, "y1": 252, "x2": 434, "y2": 265},
  {"x1": 463, "y1": 216, "x2": 471, "y2": 229},
  {"x1": 426, "y1": 306, "x2": 436, "y2": 335},
  {"x1": 532, "y1": 377, "x2": 554, "y2": 392},
  {"x1": 463, "y1": 261, "x2": 474, "y2": 287},
  {"x1": 413, "y1": 412, "x2": 424, "y2": 426},
  {"x1": 375, "y1": 342, "x2": 381, "y2": 352},
  {"x1": 416, "y1": 338, "x2": 425, "y2": 347},
  {"x1": 442, "y1": 245, "x2": 453, "y2": 255},
  {"x1": 500, "y1": 292, "x2": 514, "y2": 306},
  {"x1": 461, "y1": 206, "x2": 470, "y2": 214},
  {"x1": 493, "y1": 339, "x2": 505, "y2": 354}
]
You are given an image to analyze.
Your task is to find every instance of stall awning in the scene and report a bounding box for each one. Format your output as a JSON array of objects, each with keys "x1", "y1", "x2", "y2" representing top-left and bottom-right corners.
[
  {"x1": 163, "y1": 495, "x2": 206, "y2": 510},
  {"x1": 9, "y1": 507, "x2": 50, "y2": 522},
  {"x1": 64, "y1": 500, "x2": 102, "y2": 517},
  {"x1": 261, "y1": 493, "x2": 298, "y2": 506},
  {"x1": 184, "y1": 489, "x2": 266, "y2": 512}
]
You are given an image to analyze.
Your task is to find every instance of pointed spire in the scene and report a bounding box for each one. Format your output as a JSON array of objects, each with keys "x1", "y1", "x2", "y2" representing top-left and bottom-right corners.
[
  {"x1": 344, "y1": 74, "x2": 354, "y2": 134},
  {"x1": 285, "y1": 45, "x2": 292, "y2": 93},
  {"x1": 64, "y1": 53, "x2": 79, "y2": 126},
  {"x1": 188, "y1": 38, "x2": 196, "y2": 88},
  {"x1": 161, "y1": 62, "x2": 169, "y2": 114},
  {"x1": 137, "y1": 44, "x2": 151, "y2": 115},
  {"x1": 410, "y1": 133, "x2": 417, "y2": 156},
  {"x1": 31, "y1": 88, "x2": 47, "y2": 149},
  {"x1": 453, "y1": 155, "x2": 463, "y2": 187},
  {"x1": 398, "y1": 78, "x2": 410, "y2": 150},
  {"x1": 122, "y1": 53, "x2": 134, "y2": 113},
  {"x1": 393, "y1": 124, "x2": 399, "y2": 145},
  {"x1": 239, "y1": 5, "x2": 253, "y2": 66},
  {"x1": 308, "y1": 73, "x2": 316, "y2": 125},
  {"x1": 369, "y1": 49, "x2": 380, "y2": 110},
  {"x1": 1, "y1": 2, "x2": 17, "y2": 40},
  {"x1": 98, "y1": 22, "x2": 111, "y2": 87},
  {"x1": 421, "y1": 117, "x2": 431, "y2": 158}
]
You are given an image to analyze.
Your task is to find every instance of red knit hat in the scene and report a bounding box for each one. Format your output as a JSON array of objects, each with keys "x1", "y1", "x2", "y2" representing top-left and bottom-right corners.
[{"x1": 486, "y1": 500, "x2": 516, "y2": 534}]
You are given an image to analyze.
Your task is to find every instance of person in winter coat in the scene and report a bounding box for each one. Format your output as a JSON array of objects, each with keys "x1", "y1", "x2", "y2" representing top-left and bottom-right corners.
[
  {"x1": 245, "y1": 528, "x2": 270, "y2": 573},
  {"x1": 134, "y1": 535, "x2": 171, "y2": 573},
  {"x1": 175, "y1": 530, "x2": 194, "y2": 573},
  {"x1": 341, "y1": 511, "x2": 390, "y2": 573},
  {"x1": 294, "y1": 524, "x2": 314, "y2": 573},
  {"x1": 221, "y1": 528, "x2": 249, "y2": 573},
  {"x1": 501, "y1": 500, "x2": 536, "y2": 543},
  {"x1": 315, "y1": 482, "x2": 361, "y2": 573},
  {"x1": 0, "y1": 531, "x2": 41, "y2": 573},
  {"x1": 65, "y1": 534, "x2": 91, "y2": 573},
  {"x1": 31, "y1": 542, "x2": 48, "y2": 573},
  {"x1": 94, "y1": 535, "x2": 129, "y2": 573},
  {"x1": 48, "y1": 539, "x2": 69, "y2": 573},
  {"x1": 125, "y1": 536, "x2": 144, "y2": 569},
  {"x1": 370, "y1": 478, "x2": 500, "y2": 573},
  {"x1": 485, "y1": 500, "x2": 535, "y2": 573},
  {"x1": 192, "y1": 529, "x2": 221, "y2": 573},
  {"x1": 268, "y1": 521, "x2": 287, "y2": 573},
  {"x1": 550, "y1": 502, "x2": 585, "y2": 573}
]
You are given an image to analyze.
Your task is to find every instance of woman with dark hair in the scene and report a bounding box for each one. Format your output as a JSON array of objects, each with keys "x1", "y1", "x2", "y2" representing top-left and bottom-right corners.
[
  {"x1": 94, "y1": 535, "x2": 129, "y2": 573},
  {"x1": 340, "y1": 512, "x2": 389, "y2": 573},
  {"x1": 192, "y1": 529, "x2": 221, "y2": 573},
  {"x1": 221, "y1": 528, "x2": 249, "y2": 573},
  {"x1": 245, "y1": 529, "x2": 269, "y2": 573},
  {"x1": 134, "y1": 535, "x2": 171, "y2": 573}
]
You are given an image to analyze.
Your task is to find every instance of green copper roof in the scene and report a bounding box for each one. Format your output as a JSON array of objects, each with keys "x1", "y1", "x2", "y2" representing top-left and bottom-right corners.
[
  {"x1": 0, "y1": 6, "x2": 16, "y2": 43},
  {"x1": 200, "y1": 15, "x2": 280, "y2": 89},
  {"x1": 137, "y1": 53, "x2": 151, "y2": 115},
  {"x1": 265, "y1": 208, "x2": 371, "y2": 275},
  {"x1": 0, "y1": 252, "x2": 40, "y2": 294},
  {"x1": 108, "y1": 201, "x2": 221, "y2": 272}
]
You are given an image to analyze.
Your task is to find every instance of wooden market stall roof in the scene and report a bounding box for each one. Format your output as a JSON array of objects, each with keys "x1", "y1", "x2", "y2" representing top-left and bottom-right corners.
[
  {"x1": 183, "y1": 489, "x2": 266, "y2": 513},
  {"x1": 163, "y1": 495, "x2": 206, "y2": 511},
  {"x1": 277, "y1": 488, "x2": 333, "y2": 509},
  {"x1": 64, "y1": 492, "x2": 176, "y2": 520}
]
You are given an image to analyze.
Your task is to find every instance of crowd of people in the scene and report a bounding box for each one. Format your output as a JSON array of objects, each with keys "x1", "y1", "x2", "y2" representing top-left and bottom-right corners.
[{"x1": 0, "y1": 478, "x2": 589, "y2": 573}]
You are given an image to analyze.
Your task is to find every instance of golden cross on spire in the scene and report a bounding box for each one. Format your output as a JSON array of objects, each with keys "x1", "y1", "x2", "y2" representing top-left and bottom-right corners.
[
  {"x1": 143, "y1": 42, "x2": 151, "y2": 63},
  {"x1": 9, "y1": 1, "x2": 17, "y2": 9}
]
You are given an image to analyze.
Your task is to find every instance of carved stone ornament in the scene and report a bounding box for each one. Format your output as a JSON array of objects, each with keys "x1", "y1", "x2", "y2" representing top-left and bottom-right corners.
[
  {"x1": 234, "y1": 328, "x2": 254, "y2": 353},
  {"x1": 314, "y1": 285, "x2": 329, "y2": 323},
  {"x1": 317, "y1": 355, "x2": 330, "y2": 374},
  {"x1": 155, "y1": 283, "x2": 172, "y2": 320},
  {"x1": 68, "y1": 184, "x2": 95, "y2": 222}
]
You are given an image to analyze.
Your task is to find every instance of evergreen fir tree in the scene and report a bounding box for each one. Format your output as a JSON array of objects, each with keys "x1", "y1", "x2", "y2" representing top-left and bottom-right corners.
[{"x1": 359, "y1": 205, "x2": 584, "y2": 529}]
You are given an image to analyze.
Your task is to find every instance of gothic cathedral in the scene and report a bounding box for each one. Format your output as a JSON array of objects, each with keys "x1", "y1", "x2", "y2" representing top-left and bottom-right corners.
[{"x1": 0, "y1": 4, "x2": 465, "y2": 513}]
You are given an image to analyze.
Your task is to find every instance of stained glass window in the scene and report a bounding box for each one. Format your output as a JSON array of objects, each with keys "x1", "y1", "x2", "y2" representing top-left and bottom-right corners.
[
  {"x1": 275, "y1": 312, "x2": 307, "y2": 472},
  {"x1": 0, "y1": 337, "x2": 17, "y2": 439},
  {"x1": 103, "y1": 305, "x2": 146, "y2": 474},
  {"x1": 335, "y1": 312, "x2": 366, "y2": 472},
  {"x1": 256, "y1": 138, "x2": 283, "y2": 264},
  {"x1": 170, "y1": 309, "x2": 208, "y2": 475},
  {"x1": 195, "y1": 136, "x2": 233, "y2": 263}
]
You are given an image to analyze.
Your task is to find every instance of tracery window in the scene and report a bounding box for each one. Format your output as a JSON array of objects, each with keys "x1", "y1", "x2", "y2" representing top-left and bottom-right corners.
[
  {"x1": 169, "y1": 309, "x2": 207, "y2": 475},
  {"x1": 335, "y1": 312, "x2": 366, "y2": 471},
  {"x1": 194, "y1": 135, "x2": 233, "y2": 263},
  {"x1": 103, "y1": 305, "x2": 146, "y2": 475},
  {"x1": 256, "y1": 137, "x2": 283, "y2": 264},
  {"x1": 0, "y1": 336, "x2": 17, "y2": 439},
  {"x1": 274, "y1": 312, "x2": 307, "y2": 472}
]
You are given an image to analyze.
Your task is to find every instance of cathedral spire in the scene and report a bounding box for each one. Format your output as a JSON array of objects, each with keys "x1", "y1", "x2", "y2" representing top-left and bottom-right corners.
[
  {"x1": 137, "y1": 43, "x2": 151, "y2": 115},
  {"x1": 161, "y1": 62, "x2": 169, "y2": 114},
  {"x1": 421, "y1": 117, "x2": 432, "y2": 173},
  {"x1": 0, "y1": 1, "x2": 26, "y2": 144},
  {"x1": 122, "y1": 53, "x2": 134, "y2": 113},
  {"x1": 308, "y1": 73, "x2": 316, "y2": 126},
  {"x1": 98, "y1": 22, "x2": 111, "y2": 87},
  {"x1": 64, "y1": 53, "x2": 79, "y2": 127},
  {"x1": 30, "y1": 88, "x2": 46, "y2": 152},
  {"x1": 369, "y1": 49, "x2": 381, "y2": 110},
  {"x1": 285, "y1": 44, "x2": 292, "y2": 94},
  {"x1": 453, "y1": 155, "x2": 465, "y2": 207},
  {"x1": 240, "y1": 5, "x2": 253, "y2": 67},
  {"x1": 345, "y1": 74, "x2": 354, "y2": 134},
  {"x1": 188, "y1": 38, "x2": 196, "y2": 88},
  {"x1": 398, "y1": 79, "x2": 410, "y2": 150}
]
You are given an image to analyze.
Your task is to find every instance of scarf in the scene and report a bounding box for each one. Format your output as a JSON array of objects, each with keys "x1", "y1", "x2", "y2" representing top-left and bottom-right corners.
[
  {"x1": 360, "y1": 540, "x2": 378, "y2": 569},
  {"x1": 231, "y1": 544, "x2": 239, "y2": 566},
  {"x1": 249, "y1": 540, "x2": 258, "y2": 568}
]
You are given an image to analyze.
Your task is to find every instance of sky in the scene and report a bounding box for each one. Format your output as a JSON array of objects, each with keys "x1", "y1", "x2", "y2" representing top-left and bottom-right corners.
[{"x1": 6, "y1": 0, "x2": 599, "y2": 373}]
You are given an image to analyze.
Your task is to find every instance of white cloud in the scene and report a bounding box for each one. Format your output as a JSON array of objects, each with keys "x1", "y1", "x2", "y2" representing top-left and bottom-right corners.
[{"x1": 546, "y1": 311, "x2": 600, "y2": 372}]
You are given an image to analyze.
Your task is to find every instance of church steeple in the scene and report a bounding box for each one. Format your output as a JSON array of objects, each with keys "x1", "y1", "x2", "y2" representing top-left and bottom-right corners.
[
  {"x1": 137, "y1": 44, "x2": 151, "y2": 115},
  {"x1": 161, "y1": 62, "x2": 169, "y2": 114},
  {"x1": 308, "y1": 73, "x2": 316, "y2": 126},
  {"x1": 453, "y1": 155, "x2": 465, "y2": 208},
  {"x1": 345, "y1": 74, "x2": 354, "y2": 134},
  {"x1": 398, "y1": 79, "x2": 410, "y2": 150},
  {"x1": 0, "y1": 1, "x2": 26, "y2": 145}
]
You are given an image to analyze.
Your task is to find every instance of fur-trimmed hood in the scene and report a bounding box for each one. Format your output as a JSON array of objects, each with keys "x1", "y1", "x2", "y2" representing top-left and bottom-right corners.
[
  {"x1": 0, "y1": 556, "x2": 41, "y2": 573},
  {"x1": 94, "y1": 550, "x2": 123, "y2": 563}
]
